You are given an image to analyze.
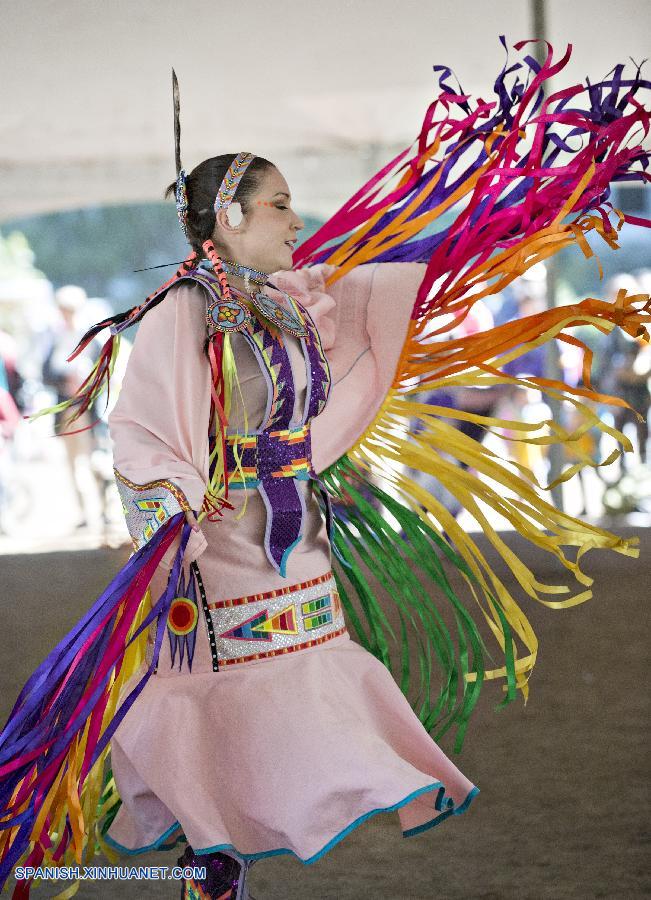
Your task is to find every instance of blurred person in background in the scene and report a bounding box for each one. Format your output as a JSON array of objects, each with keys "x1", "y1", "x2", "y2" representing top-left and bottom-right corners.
[
  {"x1": 41, "y1": 285, "x2": 100, "y2": 529},
  {"x1": 611, "y1": 334, "x2": 650, "y2": 470},
  {"x1": 406, "y1": 296, "x2": 501, "y2": 520},
  {"x1": 558, "y1": 337, "x2": 606, "y2": 515},
  {"x1": 495, "y1": 269, "x2": 550, "y2": 482},
  {"x1": 0, "y1": 327, "x2": 24, "y2": 411},
  {"x1": 0, "y1": 337, "x2": 22, "y2": 533},
  {"x1": 595, "y1": 274, "x2": 650, "y2": 473},
  {"x1": 80, "y1": 296, "x2": 128, "y2": 530}
]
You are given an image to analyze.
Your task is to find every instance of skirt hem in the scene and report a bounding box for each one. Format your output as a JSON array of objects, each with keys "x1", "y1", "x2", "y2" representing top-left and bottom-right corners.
[{"x1": 103, "y1": 781, "x2": 480, "y2": 865}]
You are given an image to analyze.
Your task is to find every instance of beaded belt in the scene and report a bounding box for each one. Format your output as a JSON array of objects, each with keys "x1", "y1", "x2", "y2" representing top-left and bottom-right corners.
[
  {"x1": 204, "y1": 571, "x2": 346, "y2": 667},
  {"x1": 224, "y1": 424, "x2": 312, "y2": 489}
]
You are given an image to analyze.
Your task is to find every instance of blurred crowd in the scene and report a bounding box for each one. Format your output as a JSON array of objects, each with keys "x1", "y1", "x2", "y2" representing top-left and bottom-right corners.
[
  {"x1": 0, "y1": 277, "x2": 131, "y2": 544},
  {"x1": 407, "y1": 265, "x2": 651, "y2": 524},
  {"x1": 0, "y1": 260, "x2": 650, "y2": 551}
]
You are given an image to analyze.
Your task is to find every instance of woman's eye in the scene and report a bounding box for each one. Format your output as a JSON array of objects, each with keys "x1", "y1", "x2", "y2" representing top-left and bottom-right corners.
[{"x1": 276, "y1": 205, "x2": 288, "y2": 210}]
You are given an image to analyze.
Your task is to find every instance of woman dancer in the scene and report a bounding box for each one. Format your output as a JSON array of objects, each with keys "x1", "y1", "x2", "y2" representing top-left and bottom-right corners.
[
  {"x1": 107, "y1": 155, "x2": 476, "y2": 900},
  {"x1": 1, "y1": 40, "x2": 649, "y2": 900}
]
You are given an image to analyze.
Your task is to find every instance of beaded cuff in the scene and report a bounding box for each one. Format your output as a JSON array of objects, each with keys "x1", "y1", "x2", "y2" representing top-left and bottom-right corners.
[{"x1": 114, "y1": 468, "x2": 193, "y2": 551}]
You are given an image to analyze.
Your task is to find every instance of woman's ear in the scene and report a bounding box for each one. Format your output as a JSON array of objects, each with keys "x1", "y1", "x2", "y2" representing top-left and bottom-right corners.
[
  {"x1": 215, "y1": 203, "x2": 244, "y2": 233},
  {"x1": 226, "y1": 202, "x2": 244, "y2": 227}
]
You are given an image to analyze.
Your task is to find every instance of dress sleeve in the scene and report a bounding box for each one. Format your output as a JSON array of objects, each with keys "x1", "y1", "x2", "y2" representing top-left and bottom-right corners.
[
  {"x1": 274, "y1": 262, "x2": 425, "y2": 473},
  {"x1": 108, "y1": 281, "x2": 212, "y2": 569}
]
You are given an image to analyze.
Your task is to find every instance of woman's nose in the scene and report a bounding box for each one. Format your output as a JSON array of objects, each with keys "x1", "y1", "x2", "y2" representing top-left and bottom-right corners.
[{"x1": 293, "y1": 213, "x2": 305, "y2": 231}]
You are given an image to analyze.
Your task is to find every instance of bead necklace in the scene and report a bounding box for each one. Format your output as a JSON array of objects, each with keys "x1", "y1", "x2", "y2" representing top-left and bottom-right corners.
[{"x1": 221, "y1": 259, "x2": 269, "y2": 292}]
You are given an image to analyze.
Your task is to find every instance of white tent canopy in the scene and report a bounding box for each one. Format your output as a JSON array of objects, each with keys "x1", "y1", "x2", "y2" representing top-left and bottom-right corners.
[{"x1": 1, "y1": 0, "x2": 648, "y2": 220}]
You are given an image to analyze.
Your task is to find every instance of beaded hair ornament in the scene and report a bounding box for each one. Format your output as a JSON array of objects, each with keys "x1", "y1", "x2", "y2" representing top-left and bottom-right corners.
[
  {"x1": 171, "y1": 72, "x2": 256, "y2": 300},
  {"x1": 172, "y1": 72, "x2": 190, "y2": 239}
]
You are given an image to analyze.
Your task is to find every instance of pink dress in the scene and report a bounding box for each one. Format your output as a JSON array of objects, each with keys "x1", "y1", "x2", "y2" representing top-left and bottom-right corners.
[{"x1": 104, "y1": 261, "x2": 478, "y2": 863}]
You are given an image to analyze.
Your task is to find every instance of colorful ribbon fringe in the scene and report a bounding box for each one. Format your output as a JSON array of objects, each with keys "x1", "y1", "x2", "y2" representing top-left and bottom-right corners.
[
  {"x1": 0, "y1": 516, "x2": 190, "y2": 896},
  {"x1": 298, "y1": 38, "x2": 650, "y2": 748}
]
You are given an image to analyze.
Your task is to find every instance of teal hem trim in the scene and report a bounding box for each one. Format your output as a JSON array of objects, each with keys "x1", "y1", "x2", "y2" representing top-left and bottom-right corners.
[
  {"x1": 102, "y1": 781, "x2": 479, "y2": 865},
  {"x1": 401, "y1": 785, "x2": 480, "y2": 837},
  {"x1": 103, "y1": 822, "x2": 186, "y2": 855}
]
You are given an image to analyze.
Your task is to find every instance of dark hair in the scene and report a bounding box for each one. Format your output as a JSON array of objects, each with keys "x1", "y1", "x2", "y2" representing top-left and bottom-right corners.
[{"x1": 165, "y1": 154, "x2": 275, "y2": 257}]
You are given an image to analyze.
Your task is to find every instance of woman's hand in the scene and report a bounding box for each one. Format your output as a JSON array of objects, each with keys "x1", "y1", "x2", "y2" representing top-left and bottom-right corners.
[{"x1": 184, "y1": 509, "x2": 201, "y2": 532}]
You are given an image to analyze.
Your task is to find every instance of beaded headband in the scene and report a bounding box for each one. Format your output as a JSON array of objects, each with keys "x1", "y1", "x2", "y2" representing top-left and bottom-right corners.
[
  {"x1": 174, "y1": 152, "x2": 255, "y2": 240},
  {"x1": 214, "y1": 152, "x2": 256, "y2": 213}
]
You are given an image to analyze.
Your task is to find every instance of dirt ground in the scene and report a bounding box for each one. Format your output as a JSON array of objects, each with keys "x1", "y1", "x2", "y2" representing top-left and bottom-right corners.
[{"x1": 1, "y1": 527, "x2": 648, "y2": 900}]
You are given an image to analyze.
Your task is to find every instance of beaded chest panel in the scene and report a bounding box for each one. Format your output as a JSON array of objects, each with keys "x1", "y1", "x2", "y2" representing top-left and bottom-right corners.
[{"x1": 199, "y1": 268, "x2": 332, "y2": 577}]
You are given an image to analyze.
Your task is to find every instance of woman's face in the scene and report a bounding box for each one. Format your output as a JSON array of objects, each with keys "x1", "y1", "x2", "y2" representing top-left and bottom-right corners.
[{"x1": 215, "y1": 166, "x2": 305, "y2": 275}]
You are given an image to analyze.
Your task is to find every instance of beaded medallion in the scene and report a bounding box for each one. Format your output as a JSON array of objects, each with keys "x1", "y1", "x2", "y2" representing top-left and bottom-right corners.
[
  {"x1": 166, "y1": 566, "x2": 200, "y2": 672},
  {"x1": 167, "y1": 598, "x2": 198, "y2": 637},
  {"x1": 248, "y1": 289, "x2": 308, "y2": 338},
  {"x1": 205, "y1": 298, "x2": 250, "y2": 333}
]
